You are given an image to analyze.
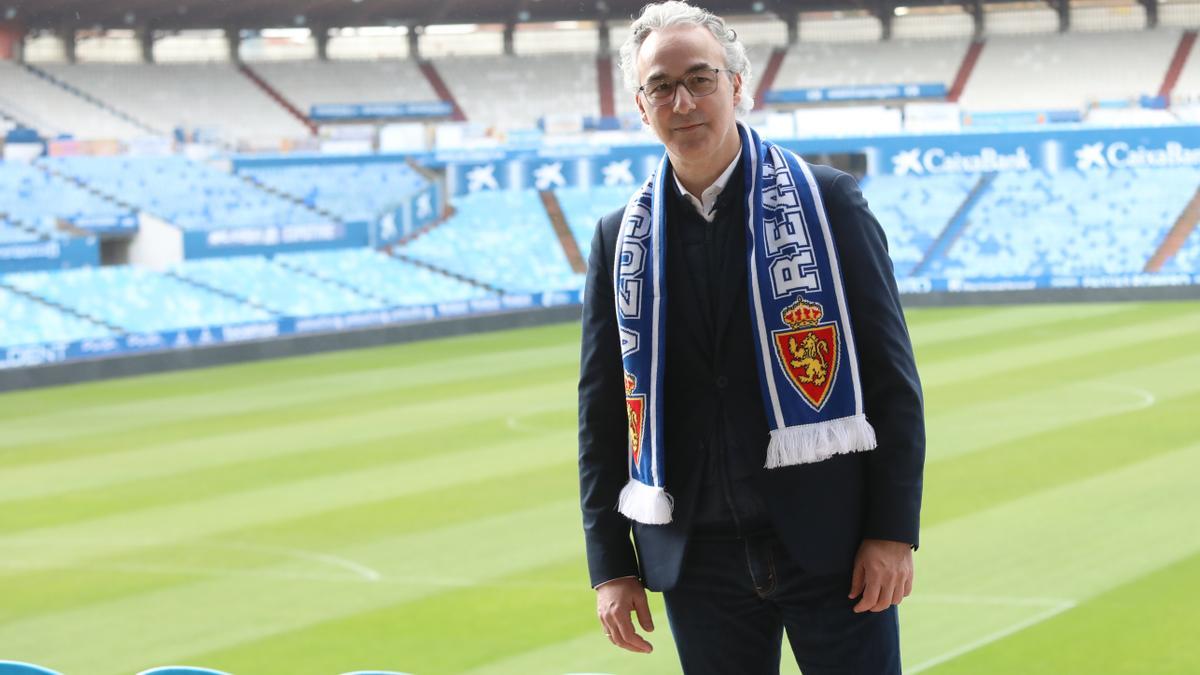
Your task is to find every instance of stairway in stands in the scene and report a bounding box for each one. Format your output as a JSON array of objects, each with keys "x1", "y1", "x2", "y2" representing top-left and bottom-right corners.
[
  {"x1": 1145, "y1": 186, "x2": 1200, "y2": 273},
  {"x1": 947, "y1": 39, "x2": 986, "y2": 103},
  {"x1": 912, "y1": 173, "x2": 997, "y2": 276},
  {"x1": 1158, "y1": 30, "x2": 1198, "y2": 100},
  {"x1": 753, "y1": 48, "x2": 787, "y2": 110},
  {"x1": 237, "y1": 63, "x2": 318, "y2": 135},
  {"x1": 417, "y1": 61, "x2": 466, "y2": 122}
]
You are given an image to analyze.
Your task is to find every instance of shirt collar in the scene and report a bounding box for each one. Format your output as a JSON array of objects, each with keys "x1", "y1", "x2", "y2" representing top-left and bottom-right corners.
[{"x1": 673, "y1": 141, "x2": 742, "y2": 223}]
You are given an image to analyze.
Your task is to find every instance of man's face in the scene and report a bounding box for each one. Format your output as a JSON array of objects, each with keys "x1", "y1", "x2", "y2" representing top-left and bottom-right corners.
[{"x1": 634, "y1": 24, "x2": 742, "y2": 165}]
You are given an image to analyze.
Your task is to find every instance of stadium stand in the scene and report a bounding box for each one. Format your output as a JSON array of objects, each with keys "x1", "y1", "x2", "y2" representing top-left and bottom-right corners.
[
  {"x1": 958, "y1": 30, "x2": 1183, "y2": 111},
  {"x1": 773, "y1": 38, "x2": 971, "y2": 90},
  {"x1": 38, "y1": 63, "x2": 312, "y2": 145},
  {"x1": 240, "y1": 161, "x2": 430, "y2": 222},
  {"x1": 1174, "y1": 31, "x2": 1200, "y2": 98},
  {"x1": 1160, "y1": 226, "x2": 1200, "y2": 274},
  {"x1": 42, "y1": 155, "x2": 322, "y2": 230},
  {"x1": 926, "y1": 167, "x2": 1200, "y2": 278},
  {"x1": 0, "y1": 217, "x2": 42, "y2": 244},
  {"x1": 172, "y1": 256, "x2": 384, "y2": 316},
  {"x1": 0, "y1": 61, "x2": 146, "y2": 140},
  {"x1": 400, "y1": 190, "x2": 583, "y2": 292},
  {"x1": 0, "y1": 285, "x2": 115, "y2": 348},
  {"x1": 554, "y1": 185, "x2": 634, "y2": 261},
  {"x1": 4, "y1": 266, "x2": 274, "y2": 333},
  {"x1": 0, "y1": 161, "x2": 128, "y2": 236},
  {"x1": 274, "y1": 249, "x2": 489, "y2": 306},
  {"x1": 437, "y1": 53, "x2": 600, "y2": 128},
  {"x1": 250, "y1": 60, "x2": 439, "y2": 113},
  {"x1": 859, "y1": 173, "x2": 981, "y2": 277}
]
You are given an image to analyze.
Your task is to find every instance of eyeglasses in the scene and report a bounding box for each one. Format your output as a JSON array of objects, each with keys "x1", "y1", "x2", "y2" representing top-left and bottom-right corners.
[{"x1": 638, "y1": 68, "x2": 728, "y2": 108}]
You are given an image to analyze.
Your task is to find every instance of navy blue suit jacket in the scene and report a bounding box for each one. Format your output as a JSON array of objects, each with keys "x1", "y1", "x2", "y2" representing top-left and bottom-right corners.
[{"x1": 578, "y1": 162, "x2": 925, "y2": 592}]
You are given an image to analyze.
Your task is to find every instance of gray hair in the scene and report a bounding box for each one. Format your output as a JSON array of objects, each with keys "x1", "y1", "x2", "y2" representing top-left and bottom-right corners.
[{"x1": 618, "y1": 1, "x2": 754, "y2": 116}]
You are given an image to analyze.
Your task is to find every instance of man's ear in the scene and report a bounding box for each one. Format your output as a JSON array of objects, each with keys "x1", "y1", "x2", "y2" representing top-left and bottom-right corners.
[
  {"x1": 731, "y1": 72, "x2": 743, "y2": 108},
  {"x1": 636, "y1": 93, "x2": 650, "y2": 126}
]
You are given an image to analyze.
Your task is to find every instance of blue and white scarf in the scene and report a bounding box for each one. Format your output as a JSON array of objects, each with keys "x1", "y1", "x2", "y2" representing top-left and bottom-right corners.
[{"x1": 614, "y1": 121, "x2": 877, "y2": 525}]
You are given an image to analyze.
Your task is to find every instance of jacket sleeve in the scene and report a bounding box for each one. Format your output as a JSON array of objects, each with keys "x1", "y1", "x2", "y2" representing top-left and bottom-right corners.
[
  {"x1": 824, "y1": 172, "x2": 926, "y2": 548},
  {"x1": 578, "y1": 218, "x2": 641, "y2": 587}
]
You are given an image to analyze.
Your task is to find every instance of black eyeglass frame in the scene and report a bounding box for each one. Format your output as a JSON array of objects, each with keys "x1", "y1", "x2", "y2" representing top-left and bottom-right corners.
[{"x1": 637, "y1": 68, "x2": 731, "y2": 108}]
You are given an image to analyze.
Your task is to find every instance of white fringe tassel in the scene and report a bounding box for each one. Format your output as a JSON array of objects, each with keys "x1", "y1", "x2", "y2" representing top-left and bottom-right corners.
[
  {"x1": 765, "y1": 414, "x2": 877, "y2": 469},
  {"x1": 617, "y1": 479, "x2": 674, "y2": 525}
]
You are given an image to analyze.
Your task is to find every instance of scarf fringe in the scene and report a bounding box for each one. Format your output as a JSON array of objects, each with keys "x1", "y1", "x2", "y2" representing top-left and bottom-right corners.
[
  {"x1": 765, "y1": 414, "x2": 877, "y2": 469},
  {"x1": 617, "y1": 479, "x2": 674, "y2": 524}
]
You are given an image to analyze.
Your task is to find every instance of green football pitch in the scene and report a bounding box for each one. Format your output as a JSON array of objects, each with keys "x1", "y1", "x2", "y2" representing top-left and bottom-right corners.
[{"x1": 1, "y1": 300, "x2": 1198, "y2": 675}]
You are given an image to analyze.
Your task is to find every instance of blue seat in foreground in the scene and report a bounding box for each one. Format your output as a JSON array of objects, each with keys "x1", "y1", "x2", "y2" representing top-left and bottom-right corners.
[{"x1": 0, "y1": 662, "x2": 63, "y2": 675}]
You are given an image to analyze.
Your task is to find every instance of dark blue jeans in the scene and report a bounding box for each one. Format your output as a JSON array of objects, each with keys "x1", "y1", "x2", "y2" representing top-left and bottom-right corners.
[{"x1": 662, "y1": 534, "x2": 901, "y2": 675}]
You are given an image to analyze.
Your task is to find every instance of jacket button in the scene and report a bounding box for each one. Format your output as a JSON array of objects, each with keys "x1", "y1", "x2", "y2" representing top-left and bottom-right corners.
[{"x1": 715, "y1": 375, "x2": 729, "y2": 389}]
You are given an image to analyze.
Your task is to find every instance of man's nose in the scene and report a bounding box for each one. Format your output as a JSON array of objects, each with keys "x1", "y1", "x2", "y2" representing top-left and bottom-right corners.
[{"x1": 672, "y1": 83, "x2": 697, "y2": 114}]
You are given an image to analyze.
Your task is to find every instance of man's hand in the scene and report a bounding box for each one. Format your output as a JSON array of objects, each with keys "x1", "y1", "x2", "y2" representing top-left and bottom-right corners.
[
  {"x1": 849, "y1": 538, "x2": 914, "y2": 613},
  {"x1": 596, "y1": 577, "x2": 655, "y2": 653}
]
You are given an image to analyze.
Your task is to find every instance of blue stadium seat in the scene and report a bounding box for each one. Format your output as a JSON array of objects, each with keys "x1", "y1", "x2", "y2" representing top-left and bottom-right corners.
[
  {"x1": 242, "y1": 162, "x2": 429, "y2": 223},
  {"x1": 0, "y1": 662, "x2": 63, "y2": 675},
  {"x1": 0, "y1": 162, "x2": 126, "y2": 239},
  {"x1": 42, "y1": 156, "x2": 321, "y2": 232},
  {"x1": 274, "y1": 249, "x2": 488, "y2": 306},
  {"x1": 173, "y1": 255, "x2": 385, "y2": 316},
  {"x1": 859, "y1": 173, "x2": 980, "y2": 277},
  {"x1": 0, "y1": 285, "x2": 115, "y2": 348},
  {"x1": 4, "y1": 266, "x2": 272, "y2": 333},
  {"x1": 925, "y1": 167, "x2": 1200, "y2": 278},
  {"x1": 401, "y1": 189, "x2": 583, "y2": 293},
  {"x1": 554, "y1": 186, "x2": 636, "y2": 262}
]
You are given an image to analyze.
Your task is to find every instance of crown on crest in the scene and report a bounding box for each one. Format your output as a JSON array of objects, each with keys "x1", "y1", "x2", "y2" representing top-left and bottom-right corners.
[
  {"x1": 781, "y1": 298, "x2": 824, "y2": 328},
  {"x1": 624, "y1": 372, "x2": 637, "y2": 395}
]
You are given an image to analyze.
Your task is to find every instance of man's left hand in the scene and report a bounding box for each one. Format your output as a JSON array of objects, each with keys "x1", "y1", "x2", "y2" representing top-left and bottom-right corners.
[{"x1": 848, "y1": 538, "x2": 913, "y2": 613}]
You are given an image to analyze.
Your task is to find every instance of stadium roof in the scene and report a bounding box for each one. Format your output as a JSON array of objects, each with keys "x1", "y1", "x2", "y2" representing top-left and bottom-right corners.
[{"x1": 10, "y1": 0, "x2": 1018, "y2": 32}]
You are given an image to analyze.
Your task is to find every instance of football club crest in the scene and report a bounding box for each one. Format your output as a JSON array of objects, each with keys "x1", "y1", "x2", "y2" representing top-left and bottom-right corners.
[
  {"x1": 772, "y1": 298, "x2": 839, "y2": 410},
  {"x1": 624, "y1": 372, "x2": 646, "y2": 468}
]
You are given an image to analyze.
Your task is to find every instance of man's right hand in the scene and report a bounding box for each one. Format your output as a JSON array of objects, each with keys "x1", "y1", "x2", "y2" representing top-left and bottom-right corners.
[{"x1": 596, "y1": 577, "x2": 655, "y2": 653}]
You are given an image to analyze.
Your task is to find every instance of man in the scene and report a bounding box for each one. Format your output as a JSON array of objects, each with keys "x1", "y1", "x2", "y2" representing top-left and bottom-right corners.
[{"x1": 577, "y1": 2, "x2": 925, "y2": 673}]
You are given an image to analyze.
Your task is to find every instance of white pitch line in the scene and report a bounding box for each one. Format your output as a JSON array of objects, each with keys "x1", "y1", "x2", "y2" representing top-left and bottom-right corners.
[
  {"x1": 219, "y1": 542, "x2": 383, "y2": 582},
  {"x1": 0, "y1": 537, "x2": 384, "y2": 583},
  {"x1": 1090, "y1": 383, "x2": 1157, "y2": 412},
  {"x1": 906, "y1": 594, "x2": 1074, "y2": 608},
  {"x1": 906, "y1": 600, "x2": 1077, "y2": 674}
]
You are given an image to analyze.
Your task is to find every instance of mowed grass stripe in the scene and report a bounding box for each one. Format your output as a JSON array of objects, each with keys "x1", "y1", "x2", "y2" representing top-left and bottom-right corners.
[
  {"x1": 0, "y1": 500, "x2": 584, "y2": 675},
  {"x1": 926, "y1": 551, "x2": 1200, "y2": 674},
  {"x1": 0, "y1": 404, "x2": 575, "y2": 532},
  {"x1": 182, "y1": 558, "x2": 599, "y2": 675},
  {"x1": 923, "y1": 390, "x2": 1200, "y2": 527},
  {"x1": 916, "y1": 305, "x2": 1200, "y2": 387},
  {"x1": 0, "y1": 427, "x2": 576, "y2": 571},
  {"x1": 925, "y1": 350, "x2": 1200, "y2": 462},
  {"x1": 0, "y1": 323, "x2": 581, "y2": 423},
  {"x1": 0, "y1": 462, "x2": 578, "y2": 624},
  {"x1": 0, "y1": 343, "x2": 579, "y2": 464},
  {"x1": 908, "y1": 301, "x2": 1161, "y2": 365},
  {"x1": 0, "y1": 377, "x2": 575, "y2": 502},
  {"x1": 922, "y1": 328, "x2": 1196, "y2": 414},
  {"x1": 419, "y1": 436, "x2": 1200, "y2": 675},
  {"x1": 904, "y1": 302, "x2": 1130, "y2": 348},
  {"x1": 904, "y1": 442, "x2": 1200, "y2": 668}
]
